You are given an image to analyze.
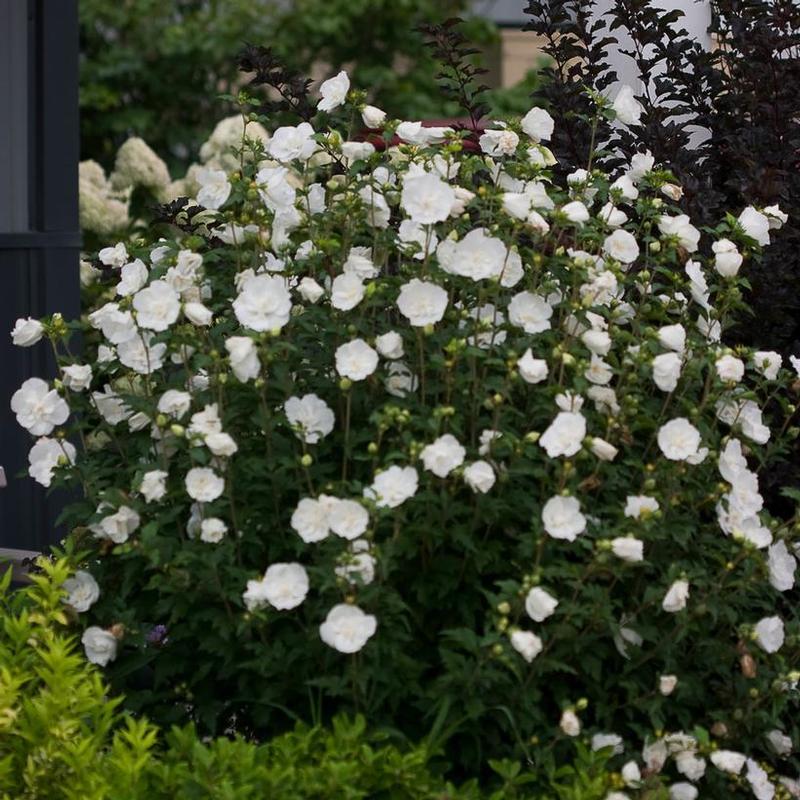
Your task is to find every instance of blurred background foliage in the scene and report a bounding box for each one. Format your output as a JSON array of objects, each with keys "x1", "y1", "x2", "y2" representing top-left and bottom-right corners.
[{"x1": 79, "y1": 0, "x2": 541, "y2": 172}]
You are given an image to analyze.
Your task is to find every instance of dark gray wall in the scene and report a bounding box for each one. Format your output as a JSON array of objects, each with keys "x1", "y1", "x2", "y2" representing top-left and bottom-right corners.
[{"x1": 0, "y1": 0, "x2": 81, "y2": 550}]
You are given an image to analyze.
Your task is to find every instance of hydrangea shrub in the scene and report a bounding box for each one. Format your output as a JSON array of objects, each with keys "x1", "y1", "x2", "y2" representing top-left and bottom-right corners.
[{"x1": 11, "y1": 70, "x2": 800, "y2": 797}]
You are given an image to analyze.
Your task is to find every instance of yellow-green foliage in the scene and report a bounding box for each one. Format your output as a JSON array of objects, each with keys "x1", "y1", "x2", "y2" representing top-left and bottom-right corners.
[{"x1": 0, "y1": 559, "x2": 156, "y2": 800}]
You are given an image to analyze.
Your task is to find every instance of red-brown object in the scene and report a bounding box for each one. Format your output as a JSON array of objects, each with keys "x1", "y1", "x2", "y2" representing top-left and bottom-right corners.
[{"x1": 361, "y1": 117, "x2": 489, "y2": 152}]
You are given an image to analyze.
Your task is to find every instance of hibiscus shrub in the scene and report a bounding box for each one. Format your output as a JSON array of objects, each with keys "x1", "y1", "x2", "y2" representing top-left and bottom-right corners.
[{"x1": 10, "y1": 60, "x2": 800, "y2": 797}]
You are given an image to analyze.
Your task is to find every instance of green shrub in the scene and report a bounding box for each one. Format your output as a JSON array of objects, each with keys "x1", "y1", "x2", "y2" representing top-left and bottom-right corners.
[
  {"x1": 13, "y1": 45, "x2": 800, "y2": 798},
  {"x1": 0, "y1": 559, "x2": 627, "y2": 798},
  {"x1": 0, "y1": 558, "x2": 156, "y2": 799}
]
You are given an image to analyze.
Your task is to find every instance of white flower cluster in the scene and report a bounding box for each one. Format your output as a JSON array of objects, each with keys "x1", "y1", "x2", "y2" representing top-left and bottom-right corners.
[{"x1": 13, "y1": 69, "x2": 800, "y2": 787}]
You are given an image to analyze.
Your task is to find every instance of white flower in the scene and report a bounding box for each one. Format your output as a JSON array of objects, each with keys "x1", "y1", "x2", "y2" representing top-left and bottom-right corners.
[
  {"x1": 328, "y1": 271, "x2": 367, "y2": 311},
  {"x1": 560, "y1": 709, "x2": 581, "y2": 736},
  {"x1": 92, "y1": 386, "x2": 131, "y2": 425},
  {"x1": 715, "y1": 354, "x2": 744, "y2": 383},
  {"x1": 662, "y1": 579, "x2": 690, "y2": 612},
  {"x1": 92, "y1": 505, "x2": 140, "y2": 544},
  {"x1": 298, "y1": 277, "x2": 325, "y2": 303},
  {"x1": 659, "y1": 674, "x2": 678, "y2": 695},
  {"x1": 768, "y1": 541, "x2": 796, "y2": 592},
  {"x1": 420, "y1": 433, "x2": 466, "y2": 478},
  {"x1": 255, "y1": 165, "x2": 296, "y2": 211},
  {"x1": 309, "y1": 496, "x2": 364, "y2": 548},
  {"x1": 712, "y1": 238, "x2": 743, "y2": 277},
  {"x1": 284, "y1": 394, "x2": 335, "y2": 444},
  {"x1": 82, "y1": 627, "x2": 118, "y2": 666},
  {"x1": 675, "y1": 751, "x2": 706, "y2": 782},
  {"x1": 28, "y1": 437, "x2": 76, "y2": 487},
  {"x1": 200, "y1": 517, "x2": 228, "y2": 543},
  {"x1": 599, "y1": 202, "x2": 629, "y2": 227},
  {"x1": 738, "y1": 206, "x2": 771, "y2": 246},
  {"x1": 611, "y1": 537, "x2": 644, "y2": 562},
  {"x1": 753, "y1": 351, "x2": 782, "y2": 380},
  {"x1": 592, "y1": 733, "x2": 624, "y2": 754},
  {"x1": 767, "y1": 730, "x2": 793, "y2": 756},
  {"x1": 479, "y1": 429, "x2": 502, "y2": 456},
  {"x1": 205, "y1": 432, "x2": 238, "y2": 457},
  {"x1": 542, "y1": 496, "x2": 586, "y2": 541},
  {"x1": 437, "y1": 228, "x2": 507, "y2": 282},
  {"x1": 658, "y1": 323, "x2": 686, "y2": 354},
  {"x1": 581, "y1": 329, "x2": 612, "y2": 356},
  {"x1": 540, "y1": 412, "x2": 586, "y2": 458},
  {"x1": 343, "y1": 247, "x2": 379, "y2": 280},
  {"x1": 225, "y1": 336, "x2": 261, "y2": 382},
  {"x1": 185, "y1": 467, "x2": 224, "y2": 502},
  {"x1": 612, "y1": 85, "x2": 644, "y2": 125},
  {"x1": 196, "y1": 167, "x2": 231, "y2": 210},
  {"x1": 657, "y1": 418, "x2": 702, "y2": 461},
  {"x1": 62, "y1": 364, "x2": 92, "y2": 392},
  {"x1": 11, "y1": 378, "x2": 69, "y2": 435},
  {"x1": 319, "y1": 604, "x2": 377, "y2": 653},
  {"x1": 261, "y1": 563, "x2": 310, "y2": 610},
  {"x1": 335, "y1": 339, "x2": 379, "y2": 381},
  {"x1": 99, "y1": 242, "x2": 128, "y2": 267},
  {"x1": 518, "y1": 349, "x2": 548, "y2": 383},
  {"x1": 652, "y1": 352, "x2": 682, "y2": 392},
  {"x1": 63, "y1": 570, "x2": 100, "y2": 613},
  {"x1": 463, "y1": 460, "x2": 496, "y2": 494},
  {"x1": 401, "y1": 171, "x2": 455, "y2": 225},
  {"x1": 754, "y1": 615, "x2": 784, "y2": 653},
  {"x1": 318, "y1": 70, "x2": 350, "y2": 112},
  {"x1": 399, "y1": 219, "x2": 438, "y2": 259},
  {"x1": 291, "y1": 497, "x2": 333, "y2": 543},
  {"x1": 525, "y1": 587, "x2": 558, "y2": 622},
  {"x1": 396, "y1": 121, "x2": 453, "y2": 145},
  {"x1": 746, "y1": 758, "x2": 775, "y2": 800},
  {"x1": 335, "y1": 540, "x2": 376, "y2": 585},
  {"x1": 624, "y1": 495, "x2": 659, "y2": 519},
  {"x1": 11, "y1": 317, "x2": 44, "y2": 346},
  {"x1": 376, "y1": 331, "x2": 404, "y2": 360},
  {"x1": 132, "y1": 280, "x2": 180, "y2": 332},
  {"x1": 233, "y1": 274, "x2": 292, "y2": 332},
  {"x1": 711, "y1": 751, "x2": 746, "y2": 774},
  {"x1": 585, "y1": 355, "x2": 613, "y2": 385},
  {"x1": 479, "y1": 128, "x2": 520, "y2": 157},
  {"x1": 668, "y1": 783, "x2": 698, "y2": 800},
  {"x1": 560, "y1": 200, "x2": 590, "y2": 224},
  {"x1": 361, "y1": 105, "x2": 387, "y2": 127},
  {"x1": 508, "y1": 291, "x2": 553, "y2": 334},
  {"x1": 621, "y1": 762, "x2": 641, "y2": 787},
  {"x1": 510, "y1": 630, "x2": 543, "y2": 662},
  {"x1": 603, "y1": 229, "x2": 640, "y2": 264},
  {"x1": 359, "y1": 186, "x2": 391, "y2": 227},
  {"x1": 266, "y1": 122, "x2": 316, "y2": 162},
  {"x1": 397, "y1": 279, "x2": 448, "y2": 327},
  {"x1": 366, "y1": 465, "x2": 418, "y2": 508},
  {"x1": 140, "y1": 470, "x2": 168, "y2": 503},
  {"x1": 521, "y1": 107, "x2": 554, "y2": 142},
  {"x1": 627, "y1": 151, "x2": 655, "y2": 181},
  {"x1": 117, "y1": 332, "x2": 166, "y2": 374},
  {"x1": 184, "y1": 302, "x2": 213, "y2": 326},
  {"x1": 242, "y1": 578, "x2": 270, "y2": 611},
  {"x1": 658, "y1": 214, "x2": 700, "y2": 252},
  {"x1": 591, "y1": 437, "x2": 618, "y2": 461},
  {"x1": 157, "y1": 390, "x2": 191, "y2": 419}
]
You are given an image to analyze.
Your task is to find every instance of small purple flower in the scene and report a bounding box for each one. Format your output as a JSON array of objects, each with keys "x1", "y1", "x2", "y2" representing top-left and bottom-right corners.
[{"x1": 146, "y1": 624, "x2": 168, "y2": 646}]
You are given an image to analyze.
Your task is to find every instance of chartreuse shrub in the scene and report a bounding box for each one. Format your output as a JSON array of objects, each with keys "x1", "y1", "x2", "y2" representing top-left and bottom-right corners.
[
  {"x1": 9, "y1": 51, "x2": 800, "y2": 798},
  {"x1": 0, "y1": 558, "x2": 156, "y2": 799},
  {"x1": 0, "y1": 558, "x2": 626, "y2": 799}
]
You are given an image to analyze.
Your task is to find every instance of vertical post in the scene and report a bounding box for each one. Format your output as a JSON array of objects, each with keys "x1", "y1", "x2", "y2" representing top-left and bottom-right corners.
[{"x1": 0, "y1": 0, "x2": 80, "y2": 551}]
